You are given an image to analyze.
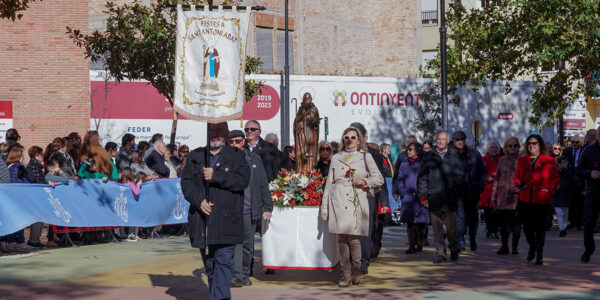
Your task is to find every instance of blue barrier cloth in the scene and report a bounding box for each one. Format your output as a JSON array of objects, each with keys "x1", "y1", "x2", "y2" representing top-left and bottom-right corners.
[{"x1": 0, "y1": 179, "x2": 189, "y2": 236}]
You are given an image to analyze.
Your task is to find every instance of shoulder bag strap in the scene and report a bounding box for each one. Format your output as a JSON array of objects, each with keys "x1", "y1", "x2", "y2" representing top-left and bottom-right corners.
[{"x1": 520, "y1": 156, "x2": 539, "y2": 183}]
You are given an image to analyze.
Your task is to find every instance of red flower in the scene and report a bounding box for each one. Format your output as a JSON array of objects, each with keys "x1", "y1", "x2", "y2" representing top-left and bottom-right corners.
[{"x1": 346, "y1": 169, "x2": 356, "y2": 176}]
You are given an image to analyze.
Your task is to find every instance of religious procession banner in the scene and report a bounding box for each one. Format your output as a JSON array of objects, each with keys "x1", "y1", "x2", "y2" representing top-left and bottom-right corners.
[
  {"x1": 0, "y1": 179, "x2": 189, "y2": 236},
  {"x1": 174, "y1": 5, "x2": 251, "y2": 123}
]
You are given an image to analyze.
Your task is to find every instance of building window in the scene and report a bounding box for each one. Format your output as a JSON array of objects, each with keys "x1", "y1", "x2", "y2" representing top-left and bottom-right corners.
[
  {"x1": 421, "y1": 0, "x2": 437, "y2": 26},
  {"x1": 541, "y1": 61, "x2": 565, "y2": 73},
  {"x1": 276, "y1": 30, "x2": 294, "y2": 74},
  {"x1": 256, "y1": 27, "x2": 274, "y2": 73},
  {"x1": 422, "y1": 50, "x2": 437, "y2": 67}
]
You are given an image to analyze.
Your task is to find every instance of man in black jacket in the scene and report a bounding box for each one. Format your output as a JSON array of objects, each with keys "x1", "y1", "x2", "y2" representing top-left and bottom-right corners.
[
  {"x1": 227, "y1": 130, "x2": 273, "y2": 287},
  {"x1": 244, "y1": 120, "x2": 281, "y2": 181},
  {"x1": 418, "y1": 130, "x2": 466, "y2": 263},
  {"x1": 452, "y1": 130, "x2": 486, "y2": 251},
  {"x1": 577, "y1": 127, "x2": 600, "y2": 263},
  {"x1": 181, "y1": 123, "x2": 250, "y2": 299},
  {"x1": 350, "y1": 122, "x2": 390, "y2": 274},
  {"x1": 564, "y1": 135, "x2": 585, "y2": 230}
]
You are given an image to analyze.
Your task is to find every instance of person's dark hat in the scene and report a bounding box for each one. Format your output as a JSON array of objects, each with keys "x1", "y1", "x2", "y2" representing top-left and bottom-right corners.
[
  {"x1": 228, "y1": 130, "x2": 245, "y2": 139},
  {"x1": 452, "y1": 131, "x2": 467, "y2": 140}
]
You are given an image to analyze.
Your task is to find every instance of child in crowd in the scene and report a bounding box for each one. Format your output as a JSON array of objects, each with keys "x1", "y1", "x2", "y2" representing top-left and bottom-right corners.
[
  {"x1": 120, "y1": 167, "x2": 142, "y2": 242},
  {"x1": 5, "y1": 145, "x2": 34, "y2": 251},
  {"x1": 78, "y1": 158, "x2": 109, "y2": 181},
  {"x1": 554, "y1": 156, "x2": 577, "y2": 237},
  {"x1": 45, "y1": 158, "x2": 71, "y2": 247},
  {"x1": 46, "y1": 158, "x2": 69, "y2": 187},
  {"x1": 26, "y1": 146, "x2": 48, "y2": 248}
]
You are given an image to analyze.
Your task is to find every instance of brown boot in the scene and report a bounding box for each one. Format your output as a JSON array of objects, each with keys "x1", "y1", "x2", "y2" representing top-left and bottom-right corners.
[
  {"x1": 337, "y1": 235, "x2": 352, "y2": 288},
  {"x1": 349, "y1": 237, "x2": 362, "y2": 285}
]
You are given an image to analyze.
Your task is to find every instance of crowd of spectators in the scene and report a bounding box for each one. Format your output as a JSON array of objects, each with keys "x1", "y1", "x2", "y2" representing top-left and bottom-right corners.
[{"x1": 0, "y1": 129, "x2": 190, "y2": 252}]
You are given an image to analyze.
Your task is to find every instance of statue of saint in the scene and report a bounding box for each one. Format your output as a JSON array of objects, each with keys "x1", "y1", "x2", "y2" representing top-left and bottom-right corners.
[{"x1": 293, "y1": 92, "x2": 320, "y2": 171}]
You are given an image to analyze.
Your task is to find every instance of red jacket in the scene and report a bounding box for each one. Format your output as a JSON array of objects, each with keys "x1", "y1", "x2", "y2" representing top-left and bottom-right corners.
[
  {"x1": 513, "y1": 154, "x2": 559, "y2": 205},
  {"x1": 479, "y1": 154, "x2": 499, "y2": 208}
]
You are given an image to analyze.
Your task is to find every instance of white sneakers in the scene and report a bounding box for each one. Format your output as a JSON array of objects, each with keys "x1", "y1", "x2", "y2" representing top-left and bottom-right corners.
[{"x1": 125, "y1": 234, "x2": 138, "y2": 242}]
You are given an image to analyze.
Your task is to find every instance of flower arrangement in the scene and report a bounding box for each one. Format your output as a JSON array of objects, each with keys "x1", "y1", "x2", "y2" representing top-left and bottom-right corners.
[{"x1": 269, "y1": 169, "x2": 326, "y2": 208}]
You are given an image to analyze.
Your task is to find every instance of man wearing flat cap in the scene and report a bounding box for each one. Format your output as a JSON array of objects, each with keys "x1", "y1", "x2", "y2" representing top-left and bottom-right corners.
[
  {"x1": 451, "y1": 130, "x2": 486, "y2": 252},
  {"x1": 228, "y1": 130, "x2": 273, "y2": 287},
  {"x1": 181, "y1": 122, "x2": 250, "y2": 300}
]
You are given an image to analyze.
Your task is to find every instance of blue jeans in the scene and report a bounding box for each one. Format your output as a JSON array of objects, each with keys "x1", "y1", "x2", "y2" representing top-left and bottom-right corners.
[
  {"x1": 201, "y1": 244, "x2": 236, "y2": 300},
  {"x1": 6, "y1": 229, "x2": 25, "y2": 244}
]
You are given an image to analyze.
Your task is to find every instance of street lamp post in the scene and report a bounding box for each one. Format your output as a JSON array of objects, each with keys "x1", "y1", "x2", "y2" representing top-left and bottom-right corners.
[
  {"x1": 283, "y1": 0, "x2": 290, "y2": 146},
  {"x1": 440, "y1": 0, "x2": 448, "y2": 130}
]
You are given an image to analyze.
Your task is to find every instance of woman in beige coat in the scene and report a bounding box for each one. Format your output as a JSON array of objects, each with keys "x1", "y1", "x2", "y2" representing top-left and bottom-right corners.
[{"x1": 320, "y1": 126, "x2": 384, "y2": 287}]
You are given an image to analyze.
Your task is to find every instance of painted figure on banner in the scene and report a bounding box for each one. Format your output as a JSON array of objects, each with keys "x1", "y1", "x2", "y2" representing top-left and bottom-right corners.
[
  {"x1": 294, "y1": 92, "x2": 320, "y2": 171},
  {"x1": 201, "y1": 43, "x2": 220, "y2": 90}
]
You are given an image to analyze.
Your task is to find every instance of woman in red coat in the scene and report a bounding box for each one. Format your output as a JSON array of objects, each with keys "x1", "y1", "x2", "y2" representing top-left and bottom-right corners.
[
  {"x1": 480, "y1": 141, "x2": 501, "y2": 238},
  {"x1": 514, "y1": 134, "x2": 559, "y2": 265}
]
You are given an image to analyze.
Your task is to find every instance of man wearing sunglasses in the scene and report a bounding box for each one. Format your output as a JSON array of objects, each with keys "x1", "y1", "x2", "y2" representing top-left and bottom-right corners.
[
  {"x1": 564, "y1": 136, "x2": 585, "y2": 231},
  {"x1": 227, "y1": 130, "x2": 273, "y2": 287},
  {"x1": 244, "y1": 120, "x2": 281, "y2": 182}
]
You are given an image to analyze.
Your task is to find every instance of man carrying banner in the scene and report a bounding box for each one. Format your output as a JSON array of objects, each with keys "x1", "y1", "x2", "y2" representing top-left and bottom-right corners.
[{"x1": 181, "y1": 122, "x2": 250, "y2": 300}]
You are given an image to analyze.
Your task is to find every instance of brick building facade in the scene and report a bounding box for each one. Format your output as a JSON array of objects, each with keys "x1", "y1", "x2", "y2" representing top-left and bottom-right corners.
[
  {"x1": 88, "y1": 0, "x2": 420, "y2": 77},
  {"x1": 0, "y1": 0, "x2": 419, "y2": 152},
  {"x1": 0, "y1": 0, "x2": 90, "y2": 152}
]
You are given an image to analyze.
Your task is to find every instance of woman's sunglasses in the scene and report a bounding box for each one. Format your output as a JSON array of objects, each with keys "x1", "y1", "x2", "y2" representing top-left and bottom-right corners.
[{"x1": 343, "y1": 135, "x2": 358, "y2": 141}]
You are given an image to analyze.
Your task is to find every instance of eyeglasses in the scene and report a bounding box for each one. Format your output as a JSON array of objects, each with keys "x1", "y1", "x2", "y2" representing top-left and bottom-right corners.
[
  {"x1": 527, "y1": 142, "x2": 539, "y2": 146},
  {"x1": 553, "y1": 147, "x2": 562, "y2": 151},
  {"x1": 228, "y1": 138, "x2": 244, "y2": 145},
  {"x1": 454, "y1": 138, "x2": 466, "y2": 142},
  {"x1": 319, "y1": 147, "x2": 331, "y2": 151},
  {"x1": 572, "y1": 141, "x2": 580, "y2": 144},
  {"x1": 244, "y1": 127, "x2": 260, "y2": 133},
  {"x1": 180, "y1": 150, "x2": 189, "y2": 154},
  {"x1": 508, "y1": 144, "x2": 519, "y2": 148},
  {"x1": 343, "y1": 135, "x2": 358, "y2": 141}
]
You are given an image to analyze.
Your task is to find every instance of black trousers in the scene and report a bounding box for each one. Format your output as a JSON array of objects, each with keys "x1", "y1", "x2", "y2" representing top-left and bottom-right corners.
[
  {"x1": 483, "y1": 207, "x2": 499, "y2": 236},
  {"x1": 372, "y1": 214, "x2": 385, "y2": 257},
  {"x1": 360, "y1": 196, "x2": 376, "y2": 265},
  {"x1": 464, "y1": 194, "x2": 480, "y2": 247},
  {"x1": 497, "y1": 209, "x2": 521, "y2": 249},
  {"x1": 407, "y1": 223, "x2": 427, "y2": 247},
  {"x1": 583, "y1": 196, "x2": 600, "y2": 255},
  {"x1": 569, "y1": 191, "x2": 585, "y2": 228},
  {"x1": 519, "y1": 202, "x2": 550, "y2": 257}
]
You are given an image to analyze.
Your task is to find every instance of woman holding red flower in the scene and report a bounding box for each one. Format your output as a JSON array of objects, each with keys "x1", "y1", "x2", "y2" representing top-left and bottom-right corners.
[{"x1": 320, "y1": 126, "x2": 384, "y2": 288}]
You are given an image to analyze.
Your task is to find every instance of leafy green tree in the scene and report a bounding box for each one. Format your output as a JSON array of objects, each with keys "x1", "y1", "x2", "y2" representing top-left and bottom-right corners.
[
  {"x1": 423, "y1": 0, "x2": 600, "y2": 129},
  {"x1": 0, "y1": 0, "x2": 39, "y2": 21},
  {"x1": 67, "y1": 0, "x2": 262, "y2": 144}
]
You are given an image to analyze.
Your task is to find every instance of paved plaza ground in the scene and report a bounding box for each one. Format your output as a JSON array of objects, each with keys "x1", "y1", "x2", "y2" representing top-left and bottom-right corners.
[{"x1": 1, "y1": 226, "x2": 599, "y2": 300}]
